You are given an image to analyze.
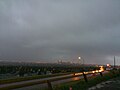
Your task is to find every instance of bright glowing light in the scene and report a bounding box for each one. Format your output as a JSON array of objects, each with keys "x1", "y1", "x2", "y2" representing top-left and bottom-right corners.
[
  {"x1": 95, "y1": 70, "x2": 99, "y2": 72},
  {"x1": 78, "y1": 57, "x2": 81, "y2": 59},
  {"x1": 107, "y1": 64, "x2": 110, "y2": 67},
  {"x1": 84, "y1": 72, "x2": 89, "y2": 74},
  {"x1": 99, "y1": 70, "x2": 102, "y2": 72},
  {"x1": 99, "y1": 66, "x2": 104, "y2": 72},
  {"x1": 75, "y1": 73, "x2": 82, "y2": 75}
]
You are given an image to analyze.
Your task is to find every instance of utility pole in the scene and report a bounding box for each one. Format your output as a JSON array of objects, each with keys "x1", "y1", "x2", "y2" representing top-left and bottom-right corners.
[{"x1": 114, "y1": 56, "x2": 116, "y2": 68}]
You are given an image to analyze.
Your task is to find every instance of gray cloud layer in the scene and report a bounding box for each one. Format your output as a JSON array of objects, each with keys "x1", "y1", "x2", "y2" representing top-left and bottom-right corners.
[{"x1": 0, "y1": 0, "x2": 120, "y2": 64}]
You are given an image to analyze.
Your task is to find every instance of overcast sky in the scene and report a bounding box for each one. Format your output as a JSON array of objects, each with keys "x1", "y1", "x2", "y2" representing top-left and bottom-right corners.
[{"x1": 0, "y1": 0, "x2": 120, "y2": 65}]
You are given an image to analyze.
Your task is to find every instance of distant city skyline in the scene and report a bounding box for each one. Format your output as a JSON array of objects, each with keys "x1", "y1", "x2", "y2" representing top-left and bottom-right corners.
[{"x1": 0, "y1": 0, "x2": 120, "y2": 65}]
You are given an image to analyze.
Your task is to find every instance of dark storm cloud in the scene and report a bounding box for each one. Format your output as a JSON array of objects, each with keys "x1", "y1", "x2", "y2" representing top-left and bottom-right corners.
[{"x1": 0, "y1": 0, "x2": 120, "y2": 64}]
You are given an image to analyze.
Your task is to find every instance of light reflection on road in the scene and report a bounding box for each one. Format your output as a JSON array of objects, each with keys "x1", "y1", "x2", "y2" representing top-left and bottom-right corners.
[{"x1": 72, "y1": 77, "x2": 80, "y2": 81}]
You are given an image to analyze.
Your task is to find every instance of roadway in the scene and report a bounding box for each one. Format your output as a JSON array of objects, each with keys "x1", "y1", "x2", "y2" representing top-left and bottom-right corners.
[
  {"x1": 14, "y1": 72, "x2": 107, "y2": 90},
  {"x1": 0, "y1": 73, "x2": 73, "y2": 87},
  {"x1": 0, "y1": 70, "x2": 108, "y2": 90}
]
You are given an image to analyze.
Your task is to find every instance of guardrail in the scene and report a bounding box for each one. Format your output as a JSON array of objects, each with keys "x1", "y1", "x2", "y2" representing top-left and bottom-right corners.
[{"x1": 0, "y1": 71, "x2": 104, "y2": 90}]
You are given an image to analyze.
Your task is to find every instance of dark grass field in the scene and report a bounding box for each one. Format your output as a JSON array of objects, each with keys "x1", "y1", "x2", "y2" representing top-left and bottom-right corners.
[{"x1": 93, "y1": 76, "x2": 120, "y2": 90}]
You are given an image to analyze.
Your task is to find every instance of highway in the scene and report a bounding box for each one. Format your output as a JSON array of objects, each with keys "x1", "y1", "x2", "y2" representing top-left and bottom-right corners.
[
  {"x1": 14, "y1": 75, "x2": 83, "y2": 90},
  {"x1": 0, "y1": 73, "x2": 74, "y2": 87},
  {"x1": 0, "y1": 70, "x2": 107, "y2": 90}
]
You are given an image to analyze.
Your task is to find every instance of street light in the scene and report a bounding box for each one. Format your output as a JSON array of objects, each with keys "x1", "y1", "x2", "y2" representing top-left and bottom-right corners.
[
  {"x1": 78, "y1": 56, "x2": 87, "y2": 82},
  {"x1": 78, "y1": 57, "x2": 84, "y2": 65},
  {"x1": 114, "y1": 56, "x2": 116, "y2": 68}
]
